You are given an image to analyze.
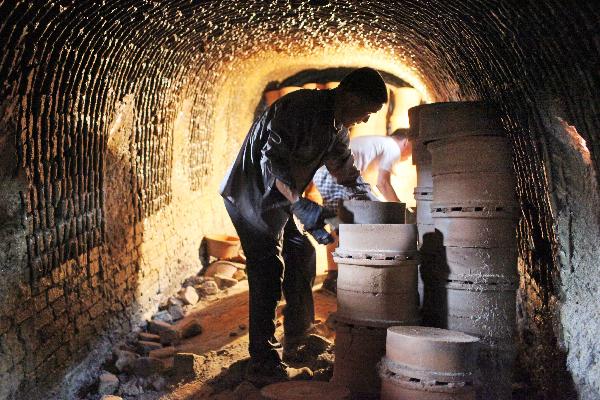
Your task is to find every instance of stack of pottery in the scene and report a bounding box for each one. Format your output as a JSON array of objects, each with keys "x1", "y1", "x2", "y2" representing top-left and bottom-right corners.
[
  {"x1": 379, "y1": 326, "x2": 479, "y2": 400},
  {"x1": 332, "y1": 201, "x2": 419, "y2": 399},
  {"x1": 408, "y1": 106, "x2": 435, "y2": 245},
  {"x1": 413, "y1": 101, "x2": 518, "y2": 400},
  {"x1": 408, "y1": 106, "x2": 439, "y2": 307}
]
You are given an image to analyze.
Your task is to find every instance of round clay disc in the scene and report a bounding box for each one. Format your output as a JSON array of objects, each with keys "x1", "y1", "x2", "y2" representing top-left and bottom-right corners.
[
  {"x1": 261, "y1": 381, "x2": 350, "y2": 400},
  {"x1": 387, "y1": 326, "x2": 480, "y2": 343}
]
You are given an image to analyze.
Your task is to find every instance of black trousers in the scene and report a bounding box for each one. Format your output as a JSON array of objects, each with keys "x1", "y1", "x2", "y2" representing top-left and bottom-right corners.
[{"x1": 224, "y1": 200, "x2": 316, "y2": 364}]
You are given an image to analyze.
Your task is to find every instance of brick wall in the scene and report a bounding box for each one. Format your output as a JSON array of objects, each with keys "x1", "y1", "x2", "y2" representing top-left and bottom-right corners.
[{"x1": 0, "y1": 1, "x2": 598, "y2": 399}]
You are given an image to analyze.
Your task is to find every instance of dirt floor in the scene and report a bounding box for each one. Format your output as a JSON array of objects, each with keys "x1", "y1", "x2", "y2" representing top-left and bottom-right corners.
[
  {"x1": 158, "y1": 280, "x2": 337, "y2": 400},
  {"x1": 79, "y1": 273, "x2": 539, "y2": 400}
]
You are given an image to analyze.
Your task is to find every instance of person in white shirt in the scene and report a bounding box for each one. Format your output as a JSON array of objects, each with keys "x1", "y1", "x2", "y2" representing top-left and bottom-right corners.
[{"x1": 312, "y1": 129, "x2": 412, "y2": 293}]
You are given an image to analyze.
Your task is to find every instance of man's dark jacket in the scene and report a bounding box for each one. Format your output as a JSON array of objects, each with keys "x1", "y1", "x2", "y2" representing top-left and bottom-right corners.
[{"x1": 220, "y1": 89, "x2": 362, "y2": 236}]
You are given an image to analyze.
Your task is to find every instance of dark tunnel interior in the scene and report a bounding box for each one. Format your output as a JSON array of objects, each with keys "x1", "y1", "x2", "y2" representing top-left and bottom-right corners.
[{"x1": 0, "y1": 1, "x2": 598, "y2": 399}]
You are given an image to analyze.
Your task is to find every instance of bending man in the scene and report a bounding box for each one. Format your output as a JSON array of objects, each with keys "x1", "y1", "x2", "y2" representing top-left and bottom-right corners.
[{"x1": 313, "y1": 129, "x2": 413, "y2": 293}]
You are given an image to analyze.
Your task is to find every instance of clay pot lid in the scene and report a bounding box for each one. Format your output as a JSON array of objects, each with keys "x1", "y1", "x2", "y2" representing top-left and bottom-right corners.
[
  {"x1": 417, "y1": 101, "x2": 503, "y2": 144},
  {"x1": 337, "y1": 223, "x2": 417, "y2": 256},
  {"x1": 387, "y1": 326, "x2": 479, "y2": 343},
  {"x1": 261, "y1": 381, "x2": 350, "y2": 399},
  {"x1": 338, "y1": 200, "x2": 406, "y2": 224},
  {"x1": 203, "y1": 260, "x2": 245, "y2": 278}
]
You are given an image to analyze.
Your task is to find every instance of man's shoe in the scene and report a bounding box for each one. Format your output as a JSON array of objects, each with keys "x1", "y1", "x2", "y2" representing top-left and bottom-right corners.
[
  {"x1": 245, "y1": 360, "x2": 312, "y2": 386},
  {"x1": 321, "y1": 275, "x2": 337, "y2": 295},
  {"x1": 283, "y1": 334, "x2": 332, "y2": 363}
]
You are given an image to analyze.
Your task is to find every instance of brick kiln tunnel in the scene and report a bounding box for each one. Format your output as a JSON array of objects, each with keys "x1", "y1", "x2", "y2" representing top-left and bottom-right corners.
[{"x1": 0, "y1": 1, "x2": 598, "y2": 399}]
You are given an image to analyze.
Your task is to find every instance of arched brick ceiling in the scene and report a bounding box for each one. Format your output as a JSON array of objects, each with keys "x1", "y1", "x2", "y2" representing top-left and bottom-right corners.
[{"x1": 2, "y1": 0, "x2": 596, "y2": 291}]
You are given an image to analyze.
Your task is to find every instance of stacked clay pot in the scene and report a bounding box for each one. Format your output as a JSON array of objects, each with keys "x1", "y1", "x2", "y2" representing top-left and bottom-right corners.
[
  {"x1": 338, "y1": 200, "x2": 406, "y2": 225},
  {"x1": 332, "y1": 201, "x2": 419, "y2": 399},
  {"x1": 408, "y1": 106, "x2": 435, "y2": 246},
  {"x1": 408, "y1": 105, "x2": 439, "y2": 307},
  {"x1": 412, "y1": 101, "x2": 518, "y2": 400},
  {"x1": 333, "y1": 323, "x2": 388, "y2": 399},
  {"x1": 379, "y1": 326, "x2": 479, "y2": 400}
]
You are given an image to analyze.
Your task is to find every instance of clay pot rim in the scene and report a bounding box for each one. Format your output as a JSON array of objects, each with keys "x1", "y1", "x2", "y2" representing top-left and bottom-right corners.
[
  {"x1": 413, "y1": 186, "x2": 433, "y2": 192},
  {"x1": 339, "y1": 223, "x2": 415, "y2": 228},
  {"x1": 342, "y1": 199, "x2": 405, "y2": 208},
  {"x1": 414, "y1": 195, "x2": 433, "y2": 202},
  {"x1": 333, "y1": 252, "x2": 420, "y2": 268},
  {"x1": 333, "y1": 318, "x2": 390, "y2": 333},
  {"x1": 423, "y1": 278, "x2": 518, "y2": 291},
  {"x1": 386, "y1": 326, "x2": 480, "y2": 343},
  {"x1": 432, "y1": 170, "x2": 515, "y2": 179},
  {"x1": 379, "y1": 357, "x2": 477, "y2": 384},
  {"x1": 421, "y1": 272, "x2": 518, "y2": 285},
  {"x1": 379, "y1": 370, "x2": 476, "y2": 393},
  {"x1": 419, "y1": 126, "x2": 506, "y2": 146},
  {"x1": 427, "y1": 134, "x2": 510, "y2": 149},
  {"x1": 432, "y1": 201, "x2": 518, "y2": 208},
  {"x1": 431, "y1": 170, "x2": 515, "y2": 178},
  {"x1": 422, "y1": 129, "x2": 504, "y2": 145},
  {"x1": 429, "y1": 246, "x2": 518, "y2": 253},
  {"x1": 204, "y1": 234, "x2": 240, "y2": 244},
  {"x1": 334, "y1": 313, "x2": 422, "y2": 328},
  {"x1": 430, "y1": 204, "x2": 519, "y2": 219}
]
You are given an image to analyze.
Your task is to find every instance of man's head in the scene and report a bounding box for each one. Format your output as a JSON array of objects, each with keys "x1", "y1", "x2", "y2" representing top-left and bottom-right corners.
[
  {"x1": 334, "y1": 67, "x2": 388, "y2": 128},
  {"x1": 390, "y1": 128, "x2": 413, "y2": 161}
]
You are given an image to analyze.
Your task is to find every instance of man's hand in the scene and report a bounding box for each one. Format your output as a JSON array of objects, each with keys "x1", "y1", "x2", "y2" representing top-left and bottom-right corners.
[
  {"x1": 376, "y1": 170, "x2": 401, "y2": 202},
  {"x1": 308, "y1": 228, "x2": 335, "y2": 245},
  {"x1": 290, "y1": 198, "x2": 335, "y2": 244},
  {"x1": 290, "y1": 198, "x2": 333, "y2": 230}
]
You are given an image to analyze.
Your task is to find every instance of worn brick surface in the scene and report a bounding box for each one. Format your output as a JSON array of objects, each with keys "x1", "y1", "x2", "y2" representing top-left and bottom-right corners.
[{"x1": 0, "y1": 317, "x2": 11, "y2": 335}]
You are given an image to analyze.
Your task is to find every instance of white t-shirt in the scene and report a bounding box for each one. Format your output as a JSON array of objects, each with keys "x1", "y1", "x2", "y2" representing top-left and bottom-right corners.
[{"x1": 349, "y1": 135, "x2": 401, "y2": 173}]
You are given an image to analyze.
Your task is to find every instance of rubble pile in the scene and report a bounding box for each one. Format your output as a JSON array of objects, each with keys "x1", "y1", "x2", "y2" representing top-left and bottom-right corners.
[{"x1": 82, "y1": 236, "x2": 248, "y2": 399}]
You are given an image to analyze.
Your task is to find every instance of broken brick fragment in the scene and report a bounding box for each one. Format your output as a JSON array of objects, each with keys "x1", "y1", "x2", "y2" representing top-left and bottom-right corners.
[
  {"x1": 173, "y1": 352, "x2": 205, "y2": 378},
  {"x1": 136, "y1": 340, "x2": 163, "y2": 354},
  {"x1": 138, "y1": 332, "x2": 161, "y2": 342},
  {"x1": 132, "y1": 356, "x2": 164, "y2": 377},
  {"x1": 179, "y1": 319, "x2": 203, "y2": 339}
]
